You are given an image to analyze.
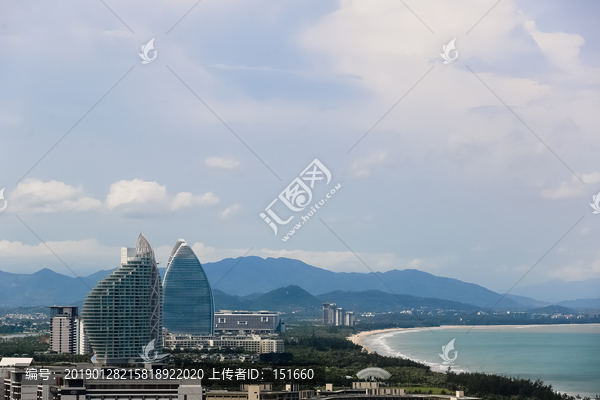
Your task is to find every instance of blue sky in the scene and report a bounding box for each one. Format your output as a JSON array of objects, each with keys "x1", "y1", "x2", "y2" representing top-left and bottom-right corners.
[{"x1": 0, "y1": 0, "x2": 599, "y2": 296}]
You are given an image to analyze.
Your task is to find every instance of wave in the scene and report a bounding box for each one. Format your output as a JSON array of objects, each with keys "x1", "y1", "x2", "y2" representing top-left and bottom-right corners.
[{"x1": 363, "y1": 329, "x2": 468, "y2": 374}]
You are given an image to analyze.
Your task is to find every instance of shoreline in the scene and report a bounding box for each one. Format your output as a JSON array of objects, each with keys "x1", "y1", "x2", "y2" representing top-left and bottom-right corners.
[{"x1": 348, "y1": 323, "x2": 600, "y2": 354}]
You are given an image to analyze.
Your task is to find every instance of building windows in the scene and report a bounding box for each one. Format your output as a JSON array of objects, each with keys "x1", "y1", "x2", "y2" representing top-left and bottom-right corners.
[
  {"x1": 238, "y1": 321, "x2": 248, "y2": 325},
  {"x1": 218, "y1": 318, "x2": 226, "y2": 323},
  {"x1": 261, "y1": 317, "x2": 269, "y2": 322}
]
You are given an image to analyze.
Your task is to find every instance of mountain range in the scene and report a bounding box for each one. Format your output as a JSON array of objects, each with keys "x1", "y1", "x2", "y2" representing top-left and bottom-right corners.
[
  {"x1": 212, "y1": 285, "x2": 483, "y2": 314},
  {"x1": 0, "y1": 256, "x2": 598, "y2": 312},
  {"x1": 201, "y1": 257, "x2": 521, "y2": 308}
]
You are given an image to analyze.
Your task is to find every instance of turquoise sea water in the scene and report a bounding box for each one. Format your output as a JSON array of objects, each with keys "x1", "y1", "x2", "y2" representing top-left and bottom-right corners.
[{"x1": 361, "y1": 324, "x2": 600, "y2": 397}]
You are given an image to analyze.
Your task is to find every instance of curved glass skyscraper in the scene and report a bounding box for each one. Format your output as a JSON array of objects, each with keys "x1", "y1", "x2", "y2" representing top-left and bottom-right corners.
[
  {"x1": 82, "y1": 233, "x2": 162, "y2": 365},
  {"x1": 163, "y1": 239, "x2": 215, "y2": 335}
]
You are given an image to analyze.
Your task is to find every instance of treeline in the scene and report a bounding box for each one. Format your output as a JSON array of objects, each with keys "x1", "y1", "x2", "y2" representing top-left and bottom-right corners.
[
  {"x1": 0, "y1": 321, "x2": 48, "y2": 333},
  {"x1": 288, "y1": 336, "x2": 359, "y2": 351},
  {"x1": 0, "y1": 325, "x2": 30, "y2": 334},
  {"x1": 280, "y1": 325, "x2": 592, "y2": 400},
  {"x1": 0, "y1": 336, "x2": 91, "y2": 364},
  {"x1": 34, "y1": 353, "x2": 92, "y2": 363},
  {"x1": 281, "y1": 327, "x2": 430, "y2": 387},
  {"x1": 0, "y1": 336, "x2": 48, "y2": 356},
  {"x1": 446, "y1": 371, "x2": 592, "y2": 400}
]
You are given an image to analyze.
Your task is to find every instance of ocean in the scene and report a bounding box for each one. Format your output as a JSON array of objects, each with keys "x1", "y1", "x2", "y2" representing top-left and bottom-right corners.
[{"x1": 361, "y1": 324, "x2": 600, "y2": 398}]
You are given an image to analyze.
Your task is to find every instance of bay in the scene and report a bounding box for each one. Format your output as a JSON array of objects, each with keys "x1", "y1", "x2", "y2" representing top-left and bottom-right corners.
[{"x1": 361, "y1": 324, "x2": 600, "y2": 398}]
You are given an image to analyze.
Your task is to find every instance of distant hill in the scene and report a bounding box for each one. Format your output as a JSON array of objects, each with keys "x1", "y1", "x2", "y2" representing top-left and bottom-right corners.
[
  {"x1": 318, "y1": 290, "x2": 482, "y2": 313},
  {"x1": 512, "y1": 279, "x2": 600, "y2": 302},
  {"x1": 0, "y1": 268, "x2": 109, "y2": 307},
  {"x1": 213, "y1": 286, "x2": 483, "y2": 315},
  {"x1": 239, "y1": 293, "x2": 264, "y2": 301},
  {"x1": 251, "y1": 285, "x2": 321, "y2": 313},
  {"x1": 528, "y1": 305, "x2": 575, "y2": 314},
  {"x1": 505, "y1": 294, "x2": 551, "y2": 309},
  {"x1": 213, "y1": 285, "x2": 321, "y2": 313},
  {"x1": 212, "y1": 289, "x2": 247, "y2": 311},
  {"x1": 1, "y1": 256, "x2": 533, "y2": 310},
  {"x1": 556, "y1": 298, "x2": 600, "y2": 311},
  {"x1": 201, "y1": 256, "x2": 522, "y2": 309}
]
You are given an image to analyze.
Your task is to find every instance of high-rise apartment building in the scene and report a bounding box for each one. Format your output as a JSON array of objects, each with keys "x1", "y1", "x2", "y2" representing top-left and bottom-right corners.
[
  {"x1": 163, "y1": 239, "x2": 214, "y2": 335},
  {"x1": 322, "y1": 303, "x2": 354, "y2": 327},
  {"x1": 48, "y1": 306, "x2": 92, "y2": 355},
  {"x1": 82, "y1": 233, "x2": 162, "y2": 365},
  {"x1": 344, "y1": 311, "x2": 355, "y2": 327},
  {"x1": 48, "y1": 306, "x2": 78, "y2": 354}
]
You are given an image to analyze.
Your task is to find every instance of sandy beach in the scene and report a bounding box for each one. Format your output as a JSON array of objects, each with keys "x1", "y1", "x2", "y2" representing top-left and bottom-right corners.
[
  {"x1": 348, "y1": 324, "x2": 600, "y2": 354},
  {"x1": 349, "y1": 328, "x2": 411, "y2": 352},
  {"x1": 349, "y1": 325, "x2": 466, "y2": 353}
]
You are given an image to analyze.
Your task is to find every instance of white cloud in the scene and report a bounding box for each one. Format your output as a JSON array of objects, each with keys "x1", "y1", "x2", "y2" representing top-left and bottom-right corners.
[
  {"x1": 350, "y1": 150, "x2": 391, "y2": 178},
  {"x1": 105, "y1": 179, "x2": 167, "y2": 210},
  {"x1": 0, "y1": 239, "x2": 117, "y2": 274},
  {"x1": 105, "y1": 179, "x2": 220, "y2": 213},
  {"x1": 184, "y1": 243, "x2": 444, "y2": 274},
  {"x1": 205, "y1": 157, "x2": 241, "y2": 170},
  {"x1": 541, "y1": 172, "x2": 600, "y2": 199},
  {"x1": 545, "y1": 256, "x2": 600, "y2": 282},
  {"x1": 9, "y1": 179, "x2": 219, "y2": 214},
  {"x1": 256, "y1": 248, "x2": 442, "y2": 273},
  {"x1": 171, "y1": 192, "x2": 220, "y2": 211},
  {"x1": 212, "y1": 64, "x2": 274, "y2": 72},
  {"x1": 299, "y1": 0, "x2": 598, "y2": 181},
  {"x1": 219, "y1": 204, "x2": 241, "y2": 219},
  {"x1": 10, "y1": 179, "x2": 102, "y2": 213},
  {"x1": 526, "y1": 21, "x2": 585, "y2": 71},
  {"x1": 0, "y1": 238, "x2": 112, "y2": 258}
]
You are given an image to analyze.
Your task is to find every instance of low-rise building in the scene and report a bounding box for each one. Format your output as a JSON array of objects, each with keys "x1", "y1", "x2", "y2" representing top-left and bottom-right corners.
[
  {"x1": 164, "y1": 334, "x2": 284, "y2": 354},
  {"x1": 215, "y1": 311, "x2": 280, "y2": 334},
  {"x1": 208, "y1": 384, "x2": 314, "y2": 400}
]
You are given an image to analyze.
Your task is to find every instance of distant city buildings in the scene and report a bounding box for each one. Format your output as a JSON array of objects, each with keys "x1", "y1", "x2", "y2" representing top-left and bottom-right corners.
[
  {"x1": 215, "y1": 311, "x2": 282, "y2": 334},
  {"x1": 82, "y1": 233, "x2": 163, "y2": 365},
  {"x1": 322, "y1": 303, "x2": 354, "y2": 326},
  {"x1": 163, "y1": 239, "x2": 215, "y2": 335}
]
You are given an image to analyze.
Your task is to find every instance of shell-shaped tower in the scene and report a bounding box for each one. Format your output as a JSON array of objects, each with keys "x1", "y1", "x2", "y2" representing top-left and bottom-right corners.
[
  {"x1": 162, "y1": 239, "x2": 214, "y2": 335},
  {"x1": 82, "y1": 233, "x2": 162, "y2": 364}
]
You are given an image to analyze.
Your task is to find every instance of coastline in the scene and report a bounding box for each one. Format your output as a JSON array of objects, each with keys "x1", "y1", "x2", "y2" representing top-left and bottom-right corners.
[
  {"x1": 348, "y1": 324, "x2": 600, "y2": 397},
  {"x1": 349, "y1": 323, "x2": 600, "y2": 354}
]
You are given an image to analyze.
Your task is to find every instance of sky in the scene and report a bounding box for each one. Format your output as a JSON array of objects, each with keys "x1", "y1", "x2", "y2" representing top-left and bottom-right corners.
[{"x1": 0, "y1": 0, "x2": 599, "y2": 296}]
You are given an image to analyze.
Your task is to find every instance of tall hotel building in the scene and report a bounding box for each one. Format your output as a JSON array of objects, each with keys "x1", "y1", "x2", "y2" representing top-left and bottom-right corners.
[
  {"x1": 82, "y1": 233, "x2": 163, "y2": 365},
  {"x1": 163, "y1": 239, "x2": 215, "y2": 335}
]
